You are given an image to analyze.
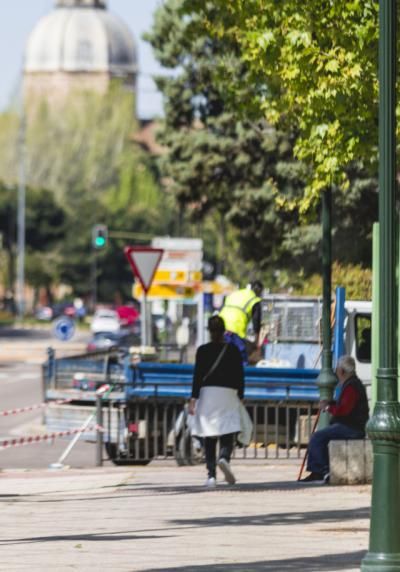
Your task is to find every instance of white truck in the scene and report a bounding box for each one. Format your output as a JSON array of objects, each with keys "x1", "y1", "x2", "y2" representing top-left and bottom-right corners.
[{"x1": 259, "y1": 295, "x2": 372, "y2": 393}]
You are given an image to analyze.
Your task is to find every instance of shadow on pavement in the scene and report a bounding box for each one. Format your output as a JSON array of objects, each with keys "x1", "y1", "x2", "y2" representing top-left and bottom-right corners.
[
  {"x1": 141, "y1": 550, "x2": 366, "y2": 571},
  {"x1": 0, "y1": 327, "x2": 50, "y2": 339},
  {"x1": 0, "y1": 531, "x2": 173, "y2": 546},
  {"x1": 116, "y1": 480, "x2": 332, "y2": 496},
  {"x1": 20, "y1": 481, "x2": 311, "y2": 503},
  {"x1": 168, "y1": 506, "x2": 370, "y2": 528},
  {"x1": 24, "y1": 480, "x2": 370, "y2": 504}
]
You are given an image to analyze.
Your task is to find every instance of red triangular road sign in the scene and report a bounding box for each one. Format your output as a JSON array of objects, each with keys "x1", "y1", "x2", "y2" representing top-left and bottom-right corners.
[{"x1": 124, "y1": 246, "x2": 164, "y2": 294}]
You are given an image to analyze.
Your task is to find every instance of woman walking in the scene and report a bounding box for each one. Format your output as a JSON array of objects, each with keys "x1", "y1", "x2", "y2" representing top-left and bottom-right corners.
[{"x1": 189, "y1": 315, "x2": 244, "y2": 487}]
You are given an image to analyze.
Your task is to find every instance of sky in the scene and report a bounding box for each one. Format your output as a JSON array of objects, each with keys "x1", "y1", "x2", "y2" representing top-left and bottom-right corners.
[{"x1": 0, "y1": 0, "x2": 164, "y2": 119}]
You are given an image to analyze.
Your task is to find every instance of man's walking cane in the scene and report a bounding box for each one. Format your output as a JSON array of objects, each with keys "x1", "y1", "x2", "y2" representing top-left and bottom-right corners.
[{"x1": 297, "y1": 409, "x2": 321, "y2": 481}]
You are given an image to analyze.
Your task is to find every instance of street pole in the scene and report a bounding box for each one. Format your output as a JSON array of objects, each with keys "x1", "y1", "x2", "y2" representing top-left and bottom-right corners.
[
  {"x1": 16, "y1": 106, "x2": 26, "y2": 320},
  {"x1": 361, "y1": 0, "x2": 400, "y2": 569},
  {"x1": 91, "y1": 250, "x2": 97, "y2": 311},
  {"x1": 141, "y1": 293, "x2": 148, "y2": 346},
  {"x1": 316, "y1": 188, "x2": 336, "y2": 429}
]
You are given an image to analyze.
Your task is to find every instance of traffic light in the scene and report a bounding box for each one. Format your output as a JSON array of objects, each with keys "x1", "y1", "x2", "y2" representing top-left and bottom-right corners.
[{"x1": 92, "y1": 224, "x2": 108, "y2": 249}]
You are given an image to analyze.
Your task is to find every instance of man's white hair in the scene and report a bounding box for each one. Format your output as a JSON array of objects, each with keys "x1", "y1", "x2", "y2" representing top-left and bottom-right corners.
[{"x1": 337, "y1": 355, "x2": 356, "y2": 374}]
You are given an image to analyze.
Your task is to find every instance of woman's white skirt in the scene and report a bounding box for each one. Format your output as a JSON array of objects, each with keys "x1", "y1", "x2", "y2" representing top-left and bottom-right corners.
[{"x1": 191, "y1": 386, "x2": 241, "y2": 437}]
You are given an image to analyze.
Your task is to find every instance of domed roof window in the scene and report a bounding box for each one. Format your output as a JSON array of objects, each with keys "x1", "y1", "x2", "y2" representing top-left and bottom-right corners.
[{"x1": 24, "y1": 0, "x2": 137, "y2": 75}]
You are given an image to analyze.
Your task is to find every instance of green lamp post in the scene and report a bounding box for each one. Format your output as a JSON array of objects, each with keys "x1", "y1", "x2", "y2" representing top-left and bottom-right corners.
[
  {"x1": 361, "y1": 0, "x2": 400, "y2": 569},
  {"x1": 316, "y1": 187, "x2": 337, "y2": 429}
]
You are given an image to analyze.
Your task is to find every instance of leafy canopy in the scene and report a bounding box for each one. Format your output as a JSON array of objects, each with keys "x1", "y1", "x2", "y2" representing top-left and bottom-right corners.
[
  {"x1": 0, "y1": 85, "x2": 167, "y2": 302},
  {"x1": 183, "y1": 0, "x2": 379, "y2": 210},
  {"x1": 146, "y1": 0, "x2": 377, "y2": 286},
  {"x1": 146, "y1": 0, "x2": 313, "y2": 276}
]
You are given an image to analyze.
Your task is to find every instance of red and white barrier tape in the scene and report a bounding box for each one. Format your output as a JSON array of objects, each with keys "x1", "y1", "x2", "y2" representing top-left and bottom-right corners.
[
  {"x1": 0, "y1": 385, "x2": 113, "y2": 419},
  {"x1": 0, "y1": 398, "x2": 73, "y2": 418},
  {"x1": 0, "y1": 425, "x2": 104, "y2": 450}
]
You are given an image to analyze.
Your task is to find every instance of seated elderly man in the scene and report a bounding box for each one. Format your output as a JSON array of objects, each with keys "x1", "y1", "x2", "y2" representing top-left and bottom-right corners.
[{"x1": 300, "y1": 355, "x2": 369, "y2": 484}]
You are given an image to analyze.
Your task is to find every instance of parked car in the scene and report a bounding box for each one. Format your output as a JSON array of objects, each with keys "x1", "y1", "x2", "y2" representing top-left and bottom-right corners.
[
  {"x1": 35, "y1": 301, "x2": 77, "y2": 321},
  {"x1": 86, "y1": 330, "x2": 140, "y2": 352},
  {"x1": 90, "y1": 309, "x2": 120, "y2": 333},
  {"x1": 35, "y1": 306, "x2": 54, "y2": 321},
  {"x1": 116, "y1": 305, "x2": 139, "y2": 327}
]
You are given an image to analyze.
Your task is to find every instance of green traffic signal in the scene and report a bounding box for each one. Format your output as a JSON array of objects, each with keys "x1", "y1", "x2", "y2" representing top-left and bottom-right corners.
[
  {"x1": 92, "y1": 224, "x2": 108, "y2": 249},
  {"x1": 95, "y1": 236, "x2": 106, "y2": 248}
]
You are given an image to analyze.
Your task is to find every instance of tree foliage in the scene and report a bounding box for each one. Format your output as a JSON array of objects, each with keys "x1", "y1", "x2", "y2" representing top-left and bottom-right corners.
[
  {"x1": 146, "y1": 0, "x2": 378, "y2": 284},
  {"x1": 293, "y1": 261, "x2": 372, "y2": 300},
  {"x1": 146, "y1": 0, "x2": 312, "y2": 274},
  {"x1": 183, "y1": 0, "x2": 379, "y2": 209},
  {"x1": 0, "y1": 85, "x2": 168, "y2": 302},
  {"x1": 0, "y1": 185, "x2": 66, "y2": 294}
]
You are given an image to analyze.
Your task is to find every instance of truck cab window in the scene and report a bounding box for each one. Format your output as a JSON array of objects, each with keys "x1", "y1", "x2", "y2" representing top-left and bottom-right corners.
[{"x1": 355, "y1": 314, "x2": 371, "y2": 363}]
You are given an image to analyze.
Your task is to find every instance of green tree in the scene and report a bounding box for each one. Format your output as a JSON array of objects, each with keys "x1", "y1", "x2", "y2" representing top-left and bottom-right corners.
[
  {"x1": 0, "y1": 85, "x2": 168, "y2": 301},
  {"x1": 183, "y1": 0, "x2": 379, "y2": 209},
  {"x1": 293, "y1": 261, "x2": 372, "y2": 300},
  {"x1": 146, "y1": 0, "x2": 378, "y2": 285},
  {"x1": 146, "y1": 0, "x2": 311, "y2": 275},
  {"x1": 0, "y1": 185, "x2": 66, "y2": 299}
]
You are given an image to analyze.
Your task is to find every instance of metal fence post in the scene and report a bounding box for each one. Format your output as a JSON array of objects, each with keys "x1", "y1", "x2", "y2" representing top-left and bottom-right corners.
[{"x1": 96, "y1": 394, "x2": 103, "y2": 467}]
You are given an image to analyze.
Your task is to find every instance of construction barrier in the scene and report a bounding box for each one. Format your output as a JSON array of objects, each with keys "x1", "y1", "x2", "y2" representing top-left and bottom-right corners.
[
  {"x1": 0, "y1": 425, "x2": 103, "y2": 451},
  {"x1": 0, "y1": 398, "x2": 72, "y2": 418}
]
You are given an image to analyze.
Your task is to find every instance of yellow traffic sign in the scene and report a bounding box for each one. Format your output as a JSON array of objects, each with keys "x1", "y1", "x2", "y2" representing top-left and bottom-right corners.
[
  {"x1": 152, "y1": 269, "x2": 202, "y2": 285},
  {"x1": 134, "y1": 283, "x2": 196, "y2": 300}
]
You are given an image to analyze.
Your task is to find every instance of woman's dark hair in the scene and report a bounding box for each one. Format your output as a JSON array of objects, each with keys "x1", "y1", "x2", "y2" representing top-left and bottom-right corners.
[{"x1": 208, "y1": 315, "x2": 225, "y2": 338}]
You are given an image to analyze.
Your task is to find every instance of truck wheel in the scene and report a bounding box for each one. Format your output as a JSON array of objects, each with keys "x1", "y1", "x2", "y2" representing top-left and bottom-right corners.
[
  {"x1": 175, "y1": 430, "x2": 203, "y2": 466},
  {"x1": 104, "y1": 441, "x2": 150, "y2": 465},
  {"x1": 175, "y1": 429, "x2": 189, "y2": 466},
  {"x1": 104, "y1": 442, "x2": 130, "y2": 465},
  {"x1": 104, "y1": 442, "x2": 126, "y2": 465}
]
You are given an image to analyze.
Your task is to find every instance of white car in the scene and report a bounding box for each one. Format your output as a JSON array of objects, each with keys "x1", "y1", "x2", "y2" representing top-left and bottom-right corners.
[{"x1": 90, "y1": 309, "x2": 120, "y2": 334}]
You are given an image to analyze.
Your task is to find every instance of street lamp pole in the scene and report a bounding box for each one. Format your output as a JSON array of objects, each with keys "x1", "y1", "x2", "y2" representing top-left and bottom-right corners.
[
  {"x1": 361, "y1": 0, "x2": 400, "y2": 569},
  {"x1": 316, "y1": 187, "x2": 336, "y2": 429},
  {"x1": 16, "y1": 104, "x2": 26, "y2": 320}
]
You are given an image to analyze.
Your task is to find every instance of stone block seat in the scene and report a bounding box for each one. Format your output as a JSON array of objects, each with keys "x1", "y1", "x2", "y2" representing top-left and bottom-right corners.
[{"x1": 329, "y1": 439, "x2": 372, "y2": 485}]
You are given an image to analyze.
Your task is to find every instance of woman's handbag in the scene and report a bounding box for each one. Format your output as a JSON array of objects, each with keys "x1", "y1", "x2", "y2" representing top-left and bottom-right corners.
[{"x1": 237, "y1": 402, "x2": 253, "y2": 447}]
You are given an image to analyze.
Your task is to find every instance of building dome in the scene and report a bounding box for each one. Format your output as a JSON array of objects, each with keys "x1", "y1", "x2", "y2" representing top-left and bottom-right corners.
[{"x1": 24, "y1": 0, "x2": 137, "y2": 76}]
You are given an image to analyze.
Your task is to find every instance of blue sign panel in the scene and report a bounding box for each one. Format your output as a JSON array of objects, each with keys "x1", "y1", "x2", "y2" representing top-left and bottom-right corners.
[{"x1": 53, "y1": 317, "x2": 75, "y2": 342}]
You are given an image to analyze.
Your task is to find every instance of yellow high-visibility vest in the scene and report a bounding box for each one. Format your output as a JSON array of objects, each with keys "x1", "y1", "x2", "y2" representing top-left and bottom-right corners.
[{"x1": 219, "y1": 288, "x2": 261, "y2": 338}]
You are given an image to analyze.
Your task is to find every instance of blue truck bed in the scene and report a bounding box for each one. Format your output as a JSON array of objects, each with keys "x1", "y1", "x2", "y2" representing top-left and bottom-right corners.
[
  {"x1": 126, "y1": 362, "x2": 319, "y2": 401},
  {"x1": 44, "y1": 351, "x2": 320, "y2": 403}
]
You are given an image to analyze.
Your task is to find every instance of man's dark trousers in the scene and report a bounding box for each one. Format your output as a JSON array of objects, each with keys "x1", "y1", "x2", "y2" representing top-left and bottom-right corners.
[{"x1": 307, "y1": 423, "x2": 365, "y2": 475}]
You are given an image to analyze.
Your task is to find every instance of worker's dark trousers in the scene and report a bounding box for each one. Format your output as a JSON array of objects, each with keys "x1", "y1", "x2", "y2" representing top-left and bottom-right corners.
[
  {"x1": 307, "y1": 423, "x2": 364, "y2": 476},
  {"x1": 204, "y1": 433, "x2": 235, "y2": 478}
]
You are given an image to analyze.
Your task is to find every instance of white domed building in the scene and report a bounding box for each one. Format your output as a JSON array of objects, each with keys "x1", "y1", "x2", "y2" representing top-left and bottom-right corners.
[{"x1": 24, "y1": 0, "x2": 137, "y2": 107}]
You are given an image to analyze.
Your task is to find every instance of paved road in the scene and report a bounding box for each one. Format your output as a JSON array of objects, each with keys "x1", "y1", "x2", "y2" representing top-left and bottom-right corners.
[
  {"x1": 0, "y1": 325, "x2": 90, "y2": 365},
  {"x1": 0, "y1": 326, "x2": 108, "y2": 470}
]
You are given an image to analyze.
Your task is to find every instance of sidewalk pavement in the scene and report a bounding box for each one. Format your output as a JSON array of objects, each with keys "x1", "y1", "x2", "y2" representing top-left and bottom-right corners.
[{"x1": 0, "y1": 460, "x2": 370, "y2": 572}]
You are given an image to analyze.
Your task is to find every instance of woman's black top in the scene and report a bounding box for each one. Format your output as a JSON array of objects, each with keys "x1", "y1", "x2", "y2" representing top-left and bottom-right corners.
[{"x1": 191, "y1": 342, "x2": 245, "y2": 399}]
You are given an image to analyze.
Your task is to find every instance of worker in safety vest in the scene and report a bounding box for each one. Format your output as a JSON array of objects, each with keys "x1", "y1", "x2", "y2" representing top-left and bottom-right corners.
[{"x1": 219, "y1": 281, "x2": 263, "y2": 364}]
